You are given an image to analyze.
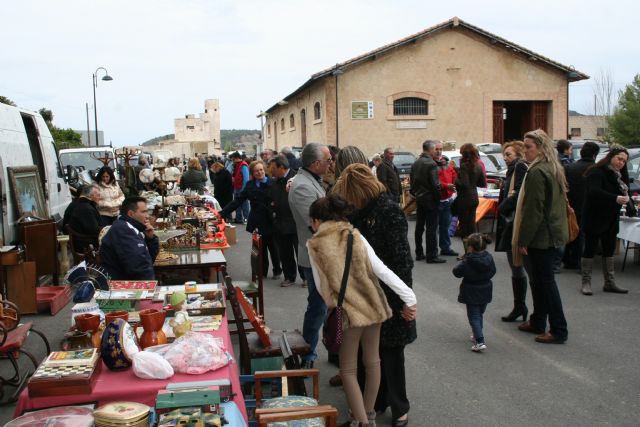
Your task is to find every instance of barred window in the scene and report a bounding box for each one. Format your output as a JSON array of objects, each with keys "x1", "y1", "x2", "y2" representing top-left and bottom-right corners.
[
  {"x1": 393, "y1": 97, "x2": 428, "y2": 116},
  {"x1": 596, "y1": 127, "x2": 606, "y2": 137}
]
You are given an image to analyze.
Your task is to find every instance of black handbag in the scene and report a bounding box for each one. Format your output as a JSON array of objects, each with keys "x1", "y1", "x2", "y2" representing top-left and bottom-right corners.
[{"x1": 322, "y1": 231, "x2": 354, "y2": 353}]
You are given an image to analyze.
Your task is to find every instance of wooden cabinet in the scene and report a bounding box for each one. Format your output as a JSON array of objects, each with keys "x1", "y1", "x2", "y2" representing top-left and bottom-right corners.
[
  {"x1": 18, "y1": 219, "x2": 58, "y2": 285},
  {"x1": 6, "y1": 261, "x2": 37, "y2": 314}
]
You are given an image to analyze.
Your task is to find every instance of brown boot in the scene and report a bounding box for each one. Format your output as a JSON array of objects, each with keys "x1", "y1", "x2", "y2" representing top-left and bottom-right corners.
[
  {"x1": 580, "y1": 258, "x2": 593, "y2": 295},
  {"x1": 602, "y1": 257, "x2": 628, "y2": 293}
]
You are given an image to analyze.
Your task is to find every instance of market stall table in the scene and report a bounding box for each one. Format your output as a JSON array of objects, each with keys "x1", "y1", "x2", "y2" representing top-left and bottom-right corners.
[
  {"x1": 154, "y1": 248, "x2": 226, "y2": 284},
  {"x1": 14, "y1": 298, "x2": 248, "y2": 425},
  {"x1": 618, "y1": 217, "x2": 640, "y2": 271},
  {"x1": 475, "y1": 197, "x2": 498, "y2": 223}
]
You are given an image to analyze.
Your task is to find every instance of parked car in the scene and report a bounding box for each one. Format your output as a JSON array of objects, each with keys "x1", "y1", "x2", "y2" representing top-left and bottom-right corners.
[
  {"x1": 476, "y1": 143, "x2": 502, "y2": 154},
  {"x1": 441, "y1": 150, "x2": 507, "y2": 184},
  {"x1": 562, "y1": 139, "x2": 609, "y2": 161},
  {"x1": 393, "y1": 151, "x2": 417, "y2": 180}
]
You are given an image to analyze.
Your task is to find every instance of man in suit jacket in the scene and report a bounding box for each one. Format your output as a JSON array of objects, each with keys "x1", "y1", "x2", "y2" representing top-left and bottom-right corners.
[
  {"x1": 563, "y1": 141, "x2": 600, "y2": 269},
  {"x1": 376, "y1": 147, "x2": 402, "y2": 202},
  {"x1": 410, "y1": 140, "x2": 444, "y2": 263},
  {"x1": 270, "y1": 156, "x2": 304, "y2": 287},
  {"x1": 288, "y1": 142, "x2": 331, "y2": 369}
]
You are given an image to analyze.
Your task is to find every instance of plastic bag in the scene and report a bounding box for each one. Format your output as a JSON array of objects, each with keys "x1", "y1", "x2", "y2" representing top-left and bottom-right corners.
[
  {"x1": 132, "y1": 350, "x2": 174, "y2": 379},
  {"x1": 161, "y1": 332, "x2": 229, "y2": 374}
]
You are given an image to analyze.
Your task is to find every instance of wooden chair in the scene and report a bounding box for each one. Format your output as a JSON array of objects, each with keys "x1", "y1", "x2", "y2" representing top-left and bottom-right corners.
[
  {"x1": 66, "y1": 225, "x2": 99, "y2": 265},
  {"x1": 224, "y1": 275, "x2": 310, "y2": 375},
  {"x1": 0, "y1": 299, "x2": 51, "y2": 404},
  {"x1": 241, "y1": 369, "x2": 338, "y2": 427},
  {"x1": 231, "y1": 232, "x2": 265, "y2": 317}
]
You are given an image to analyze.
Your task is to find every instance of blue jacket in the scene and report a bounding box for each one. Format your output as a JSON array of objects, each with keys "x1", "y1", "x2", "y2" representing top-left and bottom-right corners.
[
  {"x1": 99, "y1": 216, "x2": 160, "y2": 280},
  {"x1": 453, "y1": 251, "x2": 496, "y2": 305}
]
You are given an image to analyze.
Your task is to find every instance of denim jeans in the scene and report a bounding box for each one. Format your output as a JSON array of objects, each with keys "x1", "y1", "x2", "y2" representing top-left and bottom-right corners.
[
  {"x1": 233, "y1": 189, "x2": 250, "y2": 222},
  {"x1": 466, "y1": 304, "x2": 487, "y2": 344},
  {"x1": 527, "y1": 247, "x2": 568, "y2": 340},
  {"x1": 300, "y1": 266, "x2": 327, "y2": 362},
  {"x1": 438, "y1": 199, "x2": 453, "y2": 252}
]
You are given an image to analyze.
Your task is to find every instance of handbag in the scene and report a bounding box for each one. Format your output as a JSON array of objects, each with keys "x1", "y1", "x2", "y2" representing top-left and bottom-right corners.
[
  {"x1": 566, "y1": 201, "x2": 580, "y2": 243},
  {"x1": 322, "y1": 230, "x2": 354, "y2": 354}
]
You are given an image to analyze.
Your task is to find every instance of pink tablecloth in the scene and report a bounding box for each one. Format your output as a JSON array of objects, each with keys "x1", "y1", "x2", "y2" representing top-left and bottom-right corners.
[{"x1": 14, "y1": 302, "x2": 247, "y2": 423}]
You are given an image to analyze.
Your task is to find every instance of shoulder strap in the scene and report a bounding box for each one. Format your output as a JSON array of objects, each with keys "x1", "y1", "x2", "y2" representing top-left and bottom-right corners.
[{"x1": 337, "y1": 231, "x2": 354, "y2": 307}]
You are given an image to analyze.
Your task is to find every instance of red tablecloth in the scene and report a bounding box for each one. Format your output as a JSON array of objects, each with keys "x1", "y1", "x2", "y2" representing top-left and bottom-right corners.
[{"x1": 14, "y1": 301, "x2": 247, "y2": 423}]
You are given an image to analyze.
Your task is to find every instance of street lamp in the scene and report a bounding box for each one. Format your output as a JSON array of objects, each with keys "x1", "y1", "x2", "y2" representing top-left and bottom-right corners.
[
  {"x1": 332, "y1": 67, "x2": 344, "y2": 147},
  {"x1": 256, "y1": 111, "x2": 267, "y2": 153},
  {"x1": 92, "y1": 67, "x2": 113, "y2": 146}
]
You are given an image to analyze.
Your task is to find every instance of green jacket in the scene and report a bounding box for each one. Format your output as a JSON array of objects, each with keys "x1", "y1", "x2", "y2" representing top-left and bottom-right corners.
[{"x1": 517, "y1": 162, "x2": 568, "y2": 249}]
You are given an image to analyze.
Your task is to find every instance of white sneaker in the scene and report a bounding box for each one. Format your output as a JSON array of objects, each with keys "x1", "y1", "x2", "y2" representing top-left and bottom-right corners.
[
  {"x1": 470, "y1": 334, "x2": 476, "y2": 343},
  {"x1": 471, "y1": 342, "x2": 487, "y2": 352}
]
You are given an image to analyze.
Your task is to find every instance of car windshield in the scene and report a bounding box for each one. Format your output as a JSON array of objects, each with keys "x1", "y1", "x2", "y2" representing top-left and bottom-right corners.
[
  {"x1": 60, "y1": 152, "x2": 116, "y2": 172},
  {"x1": 449, "y1": 155, "x2": 498, "y2": 173},
  {"x1": 393, "y1": 153, "x2": 416, "y2": 166}
]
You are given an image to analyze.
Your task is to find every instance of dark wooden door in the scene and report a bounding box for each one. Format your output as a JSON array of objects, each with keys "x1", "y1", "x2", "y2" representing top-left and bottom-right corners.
[
  {"x1": 493, "y1": 102, "x2": 504, "y2": 144},
  {"x1": 300, "y1": 109, "x2": 307, "y2": 146},
  {"x1": 531, "y1": 101, "x2": 548, "y2": 133}
]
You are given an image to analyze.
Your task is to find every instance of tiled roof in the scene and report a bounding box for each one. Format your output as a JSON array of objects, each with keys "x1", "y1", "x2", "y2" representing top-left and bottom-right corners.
[{"x1": 265, "y1": 16, "x2": 589, "y2": 113}]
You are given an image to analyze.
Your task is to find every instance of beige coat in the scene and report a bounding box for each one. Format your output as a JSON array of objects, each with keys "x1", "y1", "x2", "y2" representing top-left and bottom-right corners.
[
  {"x1": 307, "y1": 221, "x2": 392, "y2": 328},
  {"x1": 97, "y1": 182, "x2": 125, "y2": 217}
]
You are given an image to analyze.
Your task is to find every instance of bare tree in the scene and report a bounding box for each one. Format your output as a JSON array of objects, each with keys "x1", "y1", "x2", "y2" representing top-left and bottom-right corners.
[{"x1": 592, "y1": 68, "x2": 616, "y2": 141}]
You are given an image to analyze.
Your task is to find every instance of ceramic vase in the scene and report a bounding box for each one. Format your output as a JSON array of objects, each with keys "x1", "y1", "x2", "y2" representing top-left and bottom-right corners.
[
  {"x1": 135, "y1": 309, "x2": 167, "y2": 349},
  {"x1": 74, "y1": 313, "x2": 102, "y2": 348}
]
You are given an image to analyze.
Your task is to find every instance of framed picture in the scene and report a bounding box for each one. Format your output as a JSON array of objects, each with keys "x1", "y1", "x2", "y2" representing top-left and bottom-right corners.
[{"x1": 7, "y1": 166, "x2": 48, "y2": 219}]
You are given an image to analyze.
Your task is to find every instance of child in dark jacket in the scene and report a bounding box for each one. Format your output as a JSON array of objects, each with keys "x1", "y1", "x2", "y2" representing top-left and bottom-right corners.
[{"x1": 453, "y1": 233, "x2": 496, "y2": 352}]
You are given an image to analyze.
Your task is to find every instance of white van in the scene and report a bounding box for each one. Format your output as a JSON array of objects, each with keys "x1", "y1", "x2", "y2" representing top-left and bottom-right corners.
[
  {"x1": 59, "y1": 146, "x2": 119, "y2": 181},
  {"x1": 0, "y1": 103, "x2": 72, "y2": 243}
]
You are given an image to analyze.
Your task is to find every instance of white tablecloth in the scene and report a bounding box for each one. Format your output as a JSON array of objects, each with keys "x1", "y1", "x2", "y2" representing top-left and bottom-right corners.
[{"x1": 618, "y1": 217, "x2": 640, "y2": 245}]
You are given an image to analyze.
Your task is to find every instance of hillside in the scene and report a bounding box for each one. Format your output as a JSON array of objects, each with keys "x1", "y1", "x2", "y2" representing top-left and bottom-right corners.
[{"x1": 141, "y1": 129, "x2": 260, "y2": 151}]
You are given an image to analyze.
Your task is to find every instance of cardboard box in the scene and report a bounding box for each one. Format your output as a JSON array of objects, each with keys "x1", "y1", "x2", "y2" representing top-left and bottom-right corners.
[{"x1": 224, "y1": 225, "x2": 237, "y2": 245}]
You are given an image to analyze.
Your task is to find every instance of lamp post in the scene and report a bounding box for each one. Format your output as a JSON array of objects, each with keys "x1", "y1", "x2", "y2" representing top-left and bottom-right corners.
[
  {"x1": 256, "y1": 110, "x2": 266, "y2": 153},
  {"x1": 332, "y1": 67, "x2": 344, "y2": 148},
  {"x1": 92, "y1": 67, "x2": 114, "y2": 147}
]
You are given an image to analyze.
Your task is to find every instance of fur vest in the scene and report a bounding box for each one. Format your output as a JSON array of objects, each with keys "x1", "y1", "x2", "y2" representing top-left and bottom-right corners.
[{"x1": 307, "y1": 221, "x2": 392, "y2": 328}]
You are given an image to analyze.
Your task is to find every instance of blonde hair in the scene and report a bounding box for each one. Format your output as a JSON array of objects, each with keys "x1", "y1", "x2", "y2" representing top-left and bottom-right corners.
[
  {"x1": 248, "y1": 160, "x2": 265, "y2": 175},
  {"x1": 524, "y1": 129, "x2": 567, "y2": 192},
  {"x1": 331, "y1": 163, "x2": 386, "y2": 209},
  {"x1": 188, "y1": 158, "x2": 202, "y2": 170},
  {"x1": 502, "y1": 140, "x2": 525, "y2": 159}
]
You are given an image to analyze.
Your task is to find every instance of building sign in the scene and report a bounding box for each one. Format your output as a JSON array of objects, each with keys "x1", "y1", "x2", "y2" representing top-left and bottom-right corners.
[
  {"x1": 351, "y1": 101, "x2": 374, "y2": 119},
  {"x1": 396, "y1": 120, "x2": 427, "y2": 129}
]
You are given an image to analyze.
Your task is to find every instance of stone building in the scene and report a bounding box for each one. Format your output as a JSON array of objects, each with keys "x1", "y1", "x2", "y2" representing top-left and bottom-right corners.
[
  {"x1": 568, "y1": 112, "x2": 608, "y2": 141},
  {"x1": 262, "y1": 17, "x2": 588, "y2": 156},
  {"x1": 174, "y1": 99, "x2": 222, "y2": 155}
]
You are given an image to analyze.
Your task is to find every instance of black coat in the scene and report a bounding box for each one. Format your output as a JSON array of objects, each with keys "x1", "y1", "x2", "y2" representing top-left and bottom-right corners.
[
  {"x1": 453, "y1": 251, "x2": 496, "y2": 305},
  {"x1": 410, "y1": 154, "x2": 440, "y2": 210},
  {"x1": 582, "y1": 166, "x2": 637, "y2": 235},
  {"x1": 285, "y1": 153, "x2": 301, "y2": 172},
  {"x1": 220, "y1": 178, "x2": 275, "y2": 236},
  {"x1": 68, "y1": 198, "x2": 101, "y2": 252},
  {"x1": 212, "y1": 169, "x2": 233, "y2": 209},
  {"x1": 565, "y1": 158, "x2": 595, "y2": 218},
  {"x1": 495, "y1": 160, "x2": 527, "y2": 252},
  {"x1": 454, "y1": 163, "x2": 486, "y2": 209},
  {"x1": 270, "y1": 169, "x2": 298, "y2": 235},
  {"x1": 376, "y1": 159, "x2": 401, "y2": 199},
  {"x1": 180, "y1": 168, "x2": 207, "y2": 194},
  {"x1": 99, "y1": 216, "x2": 160, "y2": 280},
  {"x1": 349, "y1": 193, "x2": 417, "y2": 348}
]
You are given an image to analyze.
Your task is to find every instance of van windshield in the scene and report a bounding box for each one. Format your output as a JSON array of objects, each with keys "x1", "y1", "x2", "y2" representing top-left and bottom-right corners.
[{"x1": 59, "y1": 152, "x2": 116, "y2": 173}]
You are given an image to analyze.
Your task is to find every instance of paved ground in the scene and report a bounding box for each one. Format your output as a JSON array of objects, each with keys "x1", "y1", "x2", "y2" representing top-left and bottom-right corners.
[{"x1": 2, "y1": 217, "x2": 639, "y2": 426}]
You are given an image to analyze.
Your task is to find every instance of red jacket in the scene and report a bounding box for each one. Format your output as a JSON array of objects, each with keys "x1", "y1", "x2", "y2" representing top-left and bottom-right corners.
[
  {"x1": 437, "y1": 159, "x2": 457, "y2": 200},
  {"x1": 232, "y1": 161, "x2": 249, "y2": 190}
]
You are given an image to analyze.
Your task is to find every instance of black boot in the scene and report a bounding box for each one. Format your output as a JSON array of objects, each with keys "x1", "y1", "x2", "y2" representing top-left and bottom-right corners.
[{"x1": 502, "y1": 276, "x2": 528, "y2": 322}]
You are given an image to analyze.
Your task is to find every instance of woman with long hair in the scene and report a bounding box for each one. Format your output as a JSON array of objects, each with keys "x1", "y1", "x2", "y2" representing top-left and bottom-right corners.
[
  {"x1": 580, "y1": 146, "x2": 637, "y2": 295},
  {"x1": 332, "y1": 163, "x2": 416, "y2": 427},
  {"x1": 334, "y1": 145, "x2": 369, "y2": 178},
  {"x1": 494, "y1": 141, "x2": 531, "y2": 322},
  {"x1": 180, "y1": 157, "x2": 207, "y2": 194},
  {"x1": 92, "y1": 165, "x2": 124, "y2": 226},
  {"x1": 307, "y1": 194, "x2": 416, "y2": 427},
  {"x1": 512, "y1": 129, "x2": 569, "y2": 344},
  {"x1": 454, "y1": 143, "x2": 486, "y2": 240},
  {"x1": 219, "y1": 160, "x2": 282, "y2": 279}
]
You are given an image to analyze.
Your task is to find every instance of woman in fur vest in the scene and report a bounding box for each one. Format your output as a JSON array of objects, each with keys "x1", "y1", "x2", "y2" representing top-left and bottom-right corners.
[{"x1": 307, "y1": 194, "x2": 417, "y2": 427}]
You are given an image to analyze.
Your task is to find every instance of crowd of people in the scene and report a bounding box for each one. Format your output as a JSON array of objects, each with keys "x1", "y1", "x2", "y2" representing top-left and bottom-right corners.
[{"x1": 60, "y1": 134, "x2": 637, "y2": 427}]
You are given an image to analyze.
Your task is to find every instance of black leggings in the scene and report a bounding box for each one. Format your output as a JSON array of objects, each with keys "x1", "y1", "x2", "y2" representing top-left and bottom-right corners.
[{"x1": 583, "y1": 223, "x2": 617, "y2": 258}]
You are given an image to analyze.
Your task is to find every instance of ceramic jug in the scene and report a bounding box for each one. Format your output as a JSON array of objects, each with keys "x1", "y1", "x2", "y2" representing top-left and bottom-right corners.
[
  {"x1": 134, "y1": 309, "x2": 167, "y2": 349},
  {"x1": 61, "y1": 330, "x2": 93, "y2": 351},
  {"x1": 105, "y1": 310, "x2": 129, "y2": 325},
  {"x1": 74, "y1": 313, "x2": 102, "y2": 348}
]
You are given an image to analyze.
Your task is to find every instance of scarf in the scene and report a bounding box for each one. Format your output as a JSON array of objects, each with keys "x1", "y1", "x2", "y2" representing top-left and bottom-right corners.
[
  {"x1": 607, "y1": 164, "x2": 628, "y2": 196},
  {"x1": 510, "y1": 170, "x2": 530, "y2": 267}
]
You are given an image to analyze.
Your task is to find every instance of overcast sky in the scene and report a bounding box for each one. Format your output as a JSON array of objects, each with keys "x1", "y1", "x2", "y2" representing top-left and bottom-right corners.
[{"x1": 2, "y1": 0, "x2": 638, "y2": 147}]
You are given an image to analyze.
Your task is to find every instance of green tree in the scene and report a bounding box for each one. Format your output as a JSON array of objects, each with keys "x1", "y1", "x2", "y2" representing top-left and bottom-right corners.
[
  {"x1": 608, "y1": 74, "x2": 640, "y2": 146},
  {"x1": 38, "y1": 107, "x2": 84, "y2": 150},
  {"x1": 0, "y1": 96, "x2": 17, "y2": 106}
]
